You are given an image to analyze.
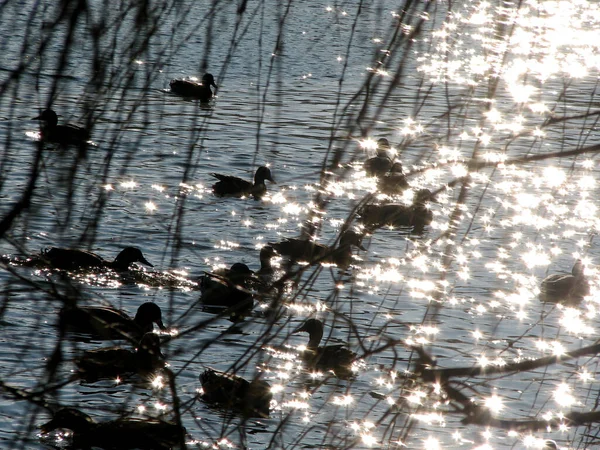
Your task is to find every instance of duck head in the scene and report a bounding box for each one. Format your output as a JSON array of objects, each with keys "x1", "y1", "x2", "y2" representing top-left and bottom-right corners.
[
  {"x1": 294, "y1": 318, "x2": 324, "y2": 349},
  {"x1": 137, "y1": 332, "x2": 165, "y2": 359},
  {"x1": 113, "y1": 247, "x2": 153, "y2": 269},
  {"x1": 339, "y1": 230, "x2": 367, "y2": 251},
  {"x1": 202, "y1": 73, "x2": 218, "y2": 89},
  {"x1": 254, "y1": 166, "x2": 275, "y2": 185},
  {"x1": 376, "y1": 138, "x2": 391, "y2": 157},
  {"x1": 134, "y1": 302, "x2": 166, "y2": 331},
  {"x1": 33, "y1": 109, "x2": 59, "y2": 128}
]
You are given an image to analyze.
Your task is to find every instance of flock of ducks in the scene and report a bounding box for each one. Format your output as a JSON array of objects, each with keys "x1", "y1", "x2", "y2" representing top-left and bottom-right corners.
[{"x1": 20, "y1": 74, "x2": 590, "y2": 448}]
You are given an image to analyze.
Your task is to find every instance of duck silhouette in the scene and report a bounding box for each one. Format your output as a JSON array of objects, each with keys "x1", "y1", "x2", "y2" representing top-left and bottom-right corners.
[
  {"x1": 76, "y1": 332, "x2": 165, "y2": 382},
  {"x1": 359, "y1": 189, "x2": 434, "y2": 232},
  {"x1": 294, "y1": 318, "x2": 357, "y2": 378},
  {"x1": 211, "y1": 166, "x2": 275, "y2": 200},
  {"x1": 42, "y1": 246, "x2": 153, "y2": 271},
  {"x1": 200, "y1": 263, "x2": 255, "y2": 316},
  {"x1": 60, "y1": 302, "x2": 166, "y2": 341},
  {"x1": 269, "y1": 229, "x2": 366, "y2": 269},
  {"x1": 199, "y1": 368, "x2": 272, "y2": 418},
  {"x1": 378, "y1": 162, "x2": 409, "y2": 195},
  {"x1": 33, "y1": 109, "x2": 90, "y2": 145},
  {"x1": 169, "y1": 73, "x2": 217, "y2": 102},
  {"x1": 364, "y1": 138, "x2": 394, "y2": 177},
  {"x1": 540, "y1": 259, "x2": 590, "y2": 305},
  {"x1": 40, "y1": 407, "x2": 184, "y2": 449}
]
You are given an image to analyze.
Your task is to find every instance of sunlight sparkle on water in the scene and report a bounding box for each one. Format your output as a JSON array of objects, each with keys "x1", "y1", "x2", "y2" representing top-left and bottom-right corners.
[
  {"x1": 484, "y1": 394, "x2": 503, "y2": 414},
  {"x1": 553, "y1": 383, "x2": 576, "y2": 407},
  {"x1": 120, "y1": 180, "x2": 137, "y2": 189},
  {"x1": 423, "y1": 436, "x2": 441, "y2": 450}
]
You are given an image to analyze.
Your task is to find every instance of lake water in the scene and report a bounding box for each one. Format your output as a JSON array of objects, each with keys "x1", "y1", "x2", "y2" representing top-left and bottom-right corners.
[{"x1": 2, "y1": 1, "x2": 600, "y2": 449}]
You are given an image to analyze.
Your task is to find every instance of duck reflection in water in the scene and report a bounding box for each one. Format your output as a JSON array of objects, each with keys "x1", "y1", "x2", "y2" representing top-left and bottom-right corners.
[
  {"x1": 539, "y1": 259, "x2": 590, "y2": 305},
  {"x1": 199, "y1": 368, "x2": 272, "y2": 418},
  {"x1": 76, "y1": 332, "x2": 165, "y2": 382},
  {"x1": 60, "y1": 302, "x2": 166, "y2": 341},
  {"x1": 294, "y1": 318, "x2": 358, "y2": 379},
  {"x1": 40, "y1": 407, "x2": 184, "y2": 450}
]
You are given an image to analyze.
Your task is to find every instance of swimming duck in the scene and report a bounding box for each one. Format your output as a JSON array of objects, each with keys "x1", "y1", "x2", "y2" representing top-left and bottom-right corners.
[
  {"x1": 199, "y1": 368, "x2": 272, "y2": 418},
  {"x1": 378, "y1": 162, "x2": 409, "y2": 195},
  {"x1": 76, "y1": 332, "x2": 165, "y2": 382},
  {"x1": 33, "y1": 109, "x2": 90, "y2": 145},
  {"x1": 60, "y1": 302, "x2": 166, "y2": 341},
  {"x1": 200, "y1": 263, "x2": 255, "y2": 314},
  {"x1": 269, "y1": 229, "x2": 366, "y2": 268},
  {"x1": 40, "y1": 407, "x2": 184, "y2": 449},
  {"x1": 364, "y1": 138, "x2": 393, "y2": 177},
  {"x1": 539, "y1": 259, "x2": 590, "y2": 304},
  {"x1": 169, "y1": 73, "x2": 217, "y2": 102},
  {"x1": 211, "y1": 166, "x2": 275, "y2": 200},
  {"x1": 294, "y1": 318, "x2": 357, "y2": 378},
  {"x1": 42, "y1": 246, "x2": 153, "y2": 271},
  {"x1": 359, "y1": 189, "x2": 434, "y2": 232}
]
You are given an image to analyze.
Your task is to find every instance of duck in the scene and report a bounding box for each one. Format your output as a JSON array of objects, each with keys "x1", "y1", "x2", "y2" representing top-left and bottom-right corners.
[
  {"x1": 33, "y1": 109, "x2": 90, "y2": 145},
  {"x1": 269, "y1": 229, "x2": 366, "y2": 269},
  {"x1": 211, "y1": 166, "x2": 275, "y2": 200},
  {"x1": 364, "y1": 138, "x2": 394, "y2": 177},
  {"x1": 199, "y1": 368, "x2": 272, "y2": 418},
  {"x1": 42, "y1": 246, "x2": 153, "y2": 271},
  {"x1": 257, "y1": 245, "x2": 278, "y2": 283},
  {"x1": 76, "y1": 332, "x2": 165, "y2": 382},
  {"x1": 294, "y1": 318, "x2": 357, "y2": 378},
  {"x1": 60, "y1": 302, "x2": 166, "y2": 341},
  {"x1": 40, "y1": 407, "x2": 184, "y2": 449},
  {"x1": 358, "y1": 189, "x2": 434, "y2": 232},
  {"x1": 200, "y1": 263, "x2": 255, "y2": 315},
  {"x1": 539, "y1": 259, "x2": 590, "y2": 305},
  {"x1": 169, "y1": 73, "x2": 217, "y2": 102},
  {"x1": 378, "y1": 162, "x2": 410, "y2": 195}
]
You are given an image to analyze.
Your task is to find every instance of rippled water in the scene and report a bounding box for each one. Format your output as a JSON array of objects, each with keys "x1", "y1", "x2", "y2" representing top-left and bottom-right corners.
[{"x1": 3, "y1": 0, "x2": 600, "y2": 449}]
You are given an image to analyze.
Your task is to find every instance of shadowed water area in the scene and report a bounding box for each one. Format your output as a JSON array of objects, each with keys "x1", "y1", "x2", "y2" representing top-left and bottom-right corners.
[{"x1": 2, "y1": 1, "x2": 600, "y2": 449}]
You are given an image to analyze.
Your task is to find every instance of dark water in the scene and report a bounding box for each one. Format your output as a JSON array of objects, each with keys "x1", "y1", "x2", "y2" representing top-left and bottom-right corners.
[{"x1": 2, "y1": 1, "x2": 600, "y2": 449}]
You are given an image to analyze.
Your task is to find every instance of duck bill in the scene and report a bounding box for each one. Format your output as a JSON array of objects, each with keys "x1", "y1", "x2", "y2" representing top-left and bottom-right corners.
[
  {"x1": 140, "y1": 256, "x2": 154, "y2": 267},
  {"x1": 293, "y1": 324, "x2": 308, "y2": 334},
  {"x1": 40, "y1": 419, "x2": 57, "y2": 434},
  {"x1": 357, "y1": 243, "x2": 367, "y2": 251},
  {"x1": 156, "y1": 319, "x2": 166, "y2": 330},
  {"x1": 268, "y1": 176, "x2": 276, "y2": 184}
]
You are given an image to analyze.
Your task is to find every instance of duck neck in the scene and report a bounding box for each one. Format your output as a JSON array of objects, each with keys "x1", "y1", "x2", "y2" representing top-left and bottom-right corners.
[{"x1": 307, "y1": 329, "x2": 323, "y2": 350}]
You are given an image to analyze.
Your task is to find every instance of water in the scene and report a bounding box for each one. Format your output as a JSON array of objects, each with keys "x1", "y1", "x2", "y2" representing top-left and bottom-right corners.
[{"x1": 2, "y1": 0, "x2": 600, "y2": 449}]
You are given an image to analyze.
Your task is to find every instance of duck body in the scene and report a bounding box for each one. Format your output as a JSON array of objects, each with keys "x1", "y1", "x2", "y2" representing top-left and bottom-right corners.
[
  {"x1": 76, "y1": 332, "x2": 164, "y2": 382},
  {"x1": 540, "y1": 259, "x2": 589, "y2": 304},
  {"x1": 377, "y1": 162, "x2": 409, "y2": 195},
  {"x1": 42, "y1": 246, "x2": 153, "y2": 271},
  {"x1": 269, "y1": 230, "x2": 365, "y2": 268},
  {"x1": 60, "y1": 302, "x2": 166, "y2": 341},
  {"x1": 359, "y1": 189, "x2": 434, "y2": 232},
  {"x1": 200, "y1": 263, "x2": 255, "y2": 315},
  {"x1": 33, "y1": 109, "x2": 90, "y2": 145},
  {"x1": 211, "y1": 166, "x2": 275, "y2": 200},
  {"x1": 41, "y1": 407, "x2": 183, "y2": 449},
  {"x1": 364, "y1": 155, "x2": 393, "y2": 178},
  {"x1": 199, "y1": 368, "x2": 272, "y2": 418},
  {"x1": 169, "y1": 73, "x2": 217, "y2": 102},
  {"x1": 294, "y1": 318, "x2": 357, "y2": 378}
]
